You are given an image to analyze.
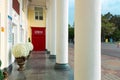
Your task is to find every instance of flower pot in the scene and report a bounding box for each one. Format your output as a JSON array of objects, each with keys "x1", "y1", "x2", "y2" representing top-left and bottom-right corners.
[
  {"x1": 15, "y1": 56, "x2": 26, "y2": 71},
  {"x1": 3, "y1": 71, "x2": 8, "y2": 80}
]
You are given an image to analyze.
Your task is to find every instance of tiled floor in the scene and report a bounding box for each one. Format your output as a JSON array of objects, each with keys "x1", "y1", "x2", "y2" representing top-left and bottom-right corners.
[{"x1": 8, "y1": 51, "x2": 73, "y2": 80}]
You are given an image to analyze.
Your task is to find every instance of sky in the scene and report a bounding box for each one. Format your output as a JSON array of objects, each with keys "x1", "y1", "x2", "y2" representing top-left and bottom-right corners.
[
  {"x1": 69, "y1": 0, "x2": 120, "y2": 25},
  {"x1": 102, "y1": 0, "x2": 120, "y2": 15},
  {"x1": 69, "y1": 0, "x2": 74, "y2": 26}
]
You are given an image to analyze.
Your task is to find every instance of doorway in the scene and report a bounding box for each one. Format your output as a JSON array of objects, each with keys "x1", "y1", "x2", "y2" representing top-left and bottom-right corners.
[{"x1": 31, "y1": 27, "x2": 46, "y2": 51}]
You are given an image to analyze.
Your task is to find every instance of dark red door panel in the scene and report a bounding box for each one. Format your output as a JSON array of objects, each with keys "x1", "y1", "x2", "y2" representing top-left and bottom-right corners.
[{"x1": 31, "y1": 27, "x2": 46, "y2": 51}]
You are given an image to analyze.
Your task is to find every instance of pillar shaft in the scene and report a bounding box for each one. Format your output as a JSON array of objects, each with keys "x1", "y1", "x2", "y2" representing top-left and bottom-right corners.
[
  {"x1": 46, "y1": 0, "x2": 49, "y2": 51},
  {"x1": 47, "y1": 0, "x2": 52, "y2": 53},
  {"x1": 75, "y1": 0, "x2": 101, "y2": 80},
  {"x1": 0, "y1": 0, "x2": 7, "y2": 69},
  {"x1": 49, "y1": 0, "x2": 56, "y2": 58},
  {"x1": 55, "y1": 0, "x2": 69, "y2": 70}
]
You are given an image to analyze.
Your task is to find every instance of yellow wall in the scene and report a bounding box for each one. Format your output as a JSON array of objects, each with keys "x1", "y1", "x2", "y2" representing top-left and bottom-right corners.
[{"x1": 28, "y1": 6, "x2": 46, "y2": 38}]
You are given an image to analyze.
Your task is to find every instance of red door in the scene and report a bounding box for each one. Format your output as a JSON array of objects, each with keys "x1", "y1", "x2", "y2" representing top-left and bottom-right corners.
[{"x1": 31, "y1": 27, "x2": 46, "y2": 51}]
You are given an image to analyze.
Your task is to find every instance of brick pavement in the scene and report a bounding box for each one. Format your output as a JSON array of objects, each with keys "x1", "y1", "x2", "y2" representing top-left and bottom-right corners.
[
  {"x1": 68, "y1": 43, "x2": 120, "y2": 80},
  {"x1": 102, "y1": 55, "x2": 120, "y2": 80}
]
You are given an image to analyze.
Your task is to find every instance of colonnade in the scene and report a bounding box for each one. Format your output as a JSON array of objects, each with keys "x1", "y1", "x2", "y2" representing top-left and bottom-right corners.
[{"x1": 46, "y1": 0, "x2": 101, "y2": 80}]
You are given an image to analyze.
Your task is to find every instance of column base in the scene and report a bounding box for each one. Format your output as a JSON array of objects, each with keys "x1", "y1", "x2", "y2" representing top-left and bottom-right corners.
[
  {"x1": 47, "y1": 51, "x2": 50, "y2": 54},
  {"x1": 45, "y1": 49, "x2": 50, "y2": 54},
  {"x1": 49, "y1": 55, "x2": 56, "y2": 59},
  {"x1": 54, "y1": 63, "x2": 70, "y2": 70}
]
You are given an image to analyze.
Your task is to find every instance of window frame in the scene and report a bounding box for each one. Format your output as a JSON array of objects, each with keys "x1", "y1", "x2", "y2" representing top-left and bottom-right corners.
[{"x1": 34, "y1": 7, "x2": 43, "y2": 20}]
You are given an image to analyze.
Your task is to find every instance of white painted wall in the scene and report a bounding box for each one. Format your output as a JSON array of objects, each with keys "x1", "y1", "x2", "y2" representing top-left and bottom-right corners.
[
  {"x1": 0, "y1": 0, "x2": 7, "y2": 69},
  {"x1": 0, "y1": 0, "x2": 28, "y2": 69}
]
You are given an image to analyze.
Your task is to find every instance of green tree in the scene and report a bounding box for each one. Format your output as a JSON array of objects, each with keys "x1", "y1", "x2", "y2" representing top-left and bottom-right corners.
[
  {"x1": 110, "y1": 15, "x2": 120, "y2": 30},
  {"x1": 0, "y1": 60, "x2": 4, "y2": 80},
  {"x1": 68, "y1": 24, "x2": 71, "y2": 28},
  {"x1": 101, "y1": 12, "x2": 116, "y2": 41},
  {"x1": 112, "y1": 29, "x2": 120, "y2": 41},
  {"x1": 68, "y1": 24, "x2": 74, "y2": 43}
]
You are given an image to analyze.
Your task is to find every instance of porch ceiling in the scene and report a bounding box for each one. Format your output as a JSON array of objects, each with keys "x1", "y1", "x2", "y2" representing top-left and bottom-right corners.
[{"x1": 29, "y1": 0, "x2": 46, "y2": 7}]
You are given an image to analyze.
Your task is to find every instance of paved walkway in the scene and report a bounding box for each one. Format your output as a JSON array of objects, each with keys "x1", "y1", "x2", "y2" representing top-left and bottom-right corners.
[
  {"x1": 102, "y1": 54, "x2": 120, "y2": 80},
  {"x1": 101, "y1": 43, "x2": 120, "y2": 80},
  {"x1": 69, "y1": 43, "x2": 120, "y2": 80},
  {"x1": 8, "y1": 51, "x2": 73, "y2": 80},
  {"x1": 101, "y1": 43, "x2": 120, "y2": 57}
]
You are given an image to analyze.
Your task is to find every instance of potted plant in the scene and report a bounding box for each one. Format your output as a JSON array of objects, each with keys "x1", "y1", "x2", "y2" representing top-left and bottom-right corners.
[
  {"x1": 0, "y1": 60, "x2": 4, "y2": 80},
  {"x1": 12, "y1": 43, "x2": 28, "y2": 71},
  {"x1": 25, "y1": 42, "x2": 33, "y2": 59},
  {"x1": 0, "y1": 60, "x2": 8, "y2": 80}
]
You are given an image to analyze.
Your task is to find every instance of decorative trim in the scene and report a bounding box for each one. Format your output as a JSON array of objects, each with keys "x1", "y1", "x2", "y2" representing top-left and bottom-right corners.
[
  {"x1": 54, "y1": 63, "x2": 70, "y2": 70},
  {"x1": 49, "y1": 55, "x2": 56, "y2": 59}
]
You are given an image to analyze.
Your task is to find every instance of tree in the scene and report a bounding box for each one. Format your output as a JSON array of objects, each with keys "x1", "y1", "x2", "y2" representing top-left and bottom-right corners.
[
  {"x1": 68, "y1": 24, "x2": 71, "y2": 28},
  {"x1": 101, "y1": 12, "x2": 116, "y2": 41},
  {"x1": 68, "y1": 24, "x2": 74, "y2": 43},
  {"x1": 112, "y1": 29, "x2": 120, "y2": 41},
  {"x1": 110, "y1": 15, "x2": 120, "y2": 30}
]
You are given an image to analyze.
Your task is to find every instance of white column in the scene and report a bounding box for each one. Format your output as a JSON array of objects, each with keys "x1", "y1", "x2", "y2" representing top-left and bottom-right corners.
[
  {"x1": 55, "y1": 0, "x2": 69, "y2": 70},
  {"x1": 20, "y1": 0, "x2": 22, "y2": 27},
  {"x1": 7, "y1": 0, "x2": 14, "y2": 66},
  {"x1": 46, "y1": 0, "x2": 51, "y2": 54},
  {"x1": 75, "y1": 0, "x2": 101, "y2": 80},
  {"x1": 49, "y1": 0, "x2": 56, "y2": 59},
  {"x1": 46, "y1": 0, "x2": 50, "y2": 53},
  {"x1": 0, "y1": 0, "x2": 7, "y2": 69},
  {"x1": 46, "y1": 1, "x2": 49, "y2": 51}
]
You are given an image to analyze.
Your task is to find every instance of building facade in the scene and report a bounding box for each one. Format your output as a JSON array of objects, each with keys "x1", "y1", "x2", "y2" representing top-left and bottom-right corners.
[
  {"x1": 0, "y1": 0, "x2": 28, "y2": 69},
  {"x1": 0, "y1": 0, "x2": 101, "y2": 80}
]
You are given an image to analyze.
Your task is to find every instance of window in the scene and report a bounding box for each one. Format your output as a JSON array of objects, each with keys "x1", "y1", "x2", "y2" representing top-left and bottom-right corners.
[{"x1": 34, "y1": 7, "x2": 43, "y2": 20}]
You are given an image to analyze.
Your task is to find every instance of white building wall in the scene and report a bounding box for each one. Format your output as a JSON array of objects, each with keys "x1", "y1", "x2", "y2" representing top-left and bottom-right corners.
[
  {"x1": 0, "y1": 0, "x2": 1, "y2": 62},
  {"x1": 6, "y1": 0, "x2": 15, "y2": 67},
  {"x1": 0, "y1": 0, "x2": 8, "y2": 69},
  {"x1": 0, "y1": 0, "x2": 29, "y2": 69},
  {"x1": 12, "y1": 9, "x2": 20, "y2": 43},
  {"x1": 0, "y1": 1, "x2": 2, "y2": 67},
  {"x1": 21, "y1": 0, "x2": 28, "y2": 43}
]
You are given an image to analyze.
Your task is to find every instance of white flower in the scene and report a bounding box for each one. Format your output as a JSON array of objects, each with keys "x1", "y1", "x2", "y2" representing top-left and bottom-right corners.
[
  {"x1": 24, "y1": 44, "x2": 30, "y2": 56},
  {"x1": 24, "y1": 42, "x2": 33, "y2": 56},
  {"x1": 26, "y1": 42, "x2": 33, "y2": 51},
  {"x1": 12, "y1": 43, "x2": 28, "y2": 58}
]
